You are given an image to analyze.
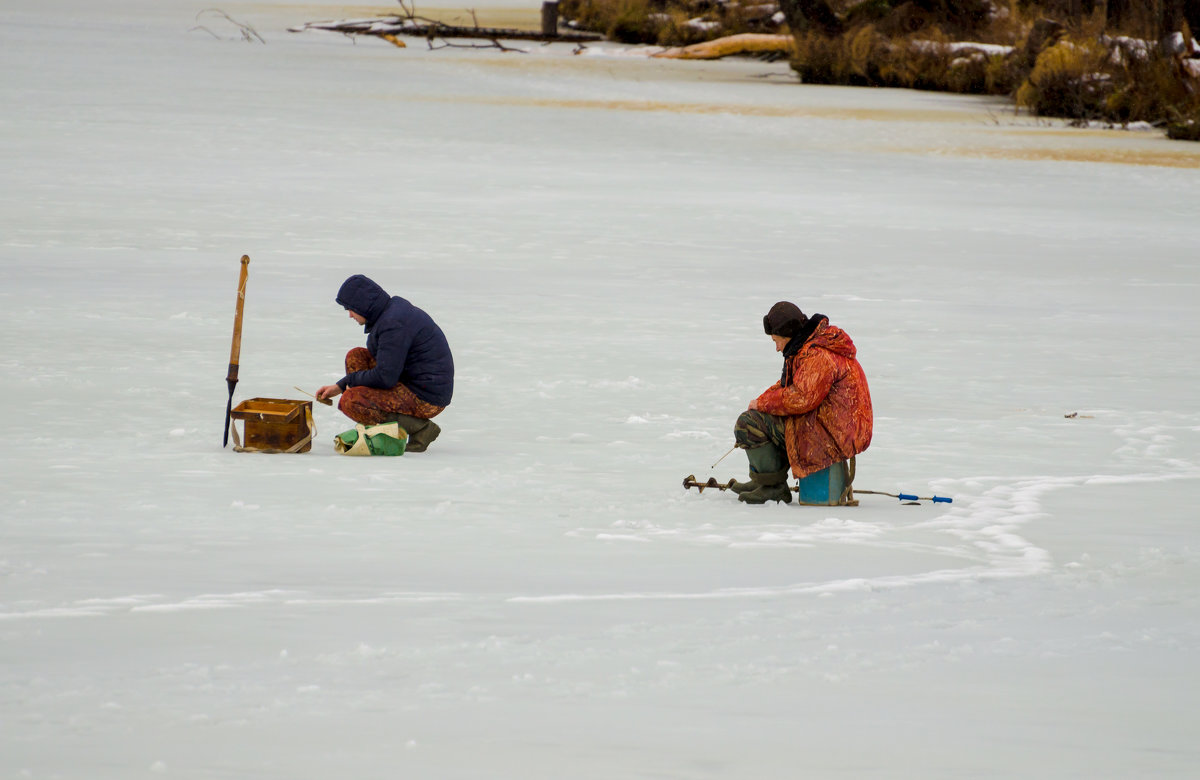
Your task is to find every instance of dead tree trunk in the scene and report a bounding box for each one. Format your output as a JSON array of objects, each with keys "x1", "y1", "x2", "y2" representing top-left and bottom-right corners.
[
  {"x1": 541, "y1": 2, "x2": 559, "y2": 37},
  {"x1": 778, "y1": 0, "x2": 843, "y2": 37},
  {"x1": 1043, "y1": 0, "x2": 1080, "y2": 21},
  {"x1": 1187, "y1": 0, "x2": 1200, "y2": 36},
  {"x1": 1042, "y1": 0, "x2": 1099, "y2": 24},
  {"x1": 1015, "y1": 17, "x2": 1065, "y2": 71},
  {"x1": 1106, "y1": 0, "x2": 1188, "y2": 36},
  {"x1": 911, "y1": 0, "x2": 994, "y2": 33},
  {"x1": 1105, "y1": 0, "x2": 1139, "y2": 32},
  {"x1": 1160, "y1": 0, "x2": 1185, "y2": 35}
]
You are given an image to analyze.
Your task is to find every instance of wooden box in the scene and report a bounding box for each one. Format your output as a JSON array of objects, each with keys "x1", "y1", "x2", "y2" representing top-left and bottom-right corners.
[{"x1": 229, "y1": 398, "x2": 313, "y2": 453}]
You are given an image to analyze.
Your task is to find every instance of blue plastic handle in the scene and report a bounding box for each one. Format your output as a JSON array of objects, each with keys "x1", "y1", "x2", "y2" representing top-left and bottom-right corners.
[
  {"x1": 932, "y1": 495, "x2": 953, "y2": 504},
  {"x1": 898, "y1": 493, "x2": 919, "y2": 502}
]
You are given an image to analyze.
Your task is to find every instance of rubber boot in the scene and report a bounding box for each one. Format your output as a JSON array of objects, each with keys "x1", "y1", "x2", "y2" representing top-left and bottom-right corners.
[
  {"x1": 738, "y1": 469, "x2": 793, "y2": 504},
  {"x1": 733, "y1": 443, "x2": 791, "y2": 501},
  {"x1": 729, "y1": 478, "x2": 756, "y2": 495},
  {"x1": 383, "y1": 413, "x2": 441, "y2": 453}
]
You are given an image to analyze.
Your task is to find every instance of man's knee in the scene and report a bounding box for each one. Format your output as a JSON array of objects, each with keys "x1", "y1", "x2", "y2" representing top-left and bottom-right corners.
[
  {"x1": 344, "y1": 347, "x2": 373, "y2": 372},
  {"x1": 337, "y1": 387, "x2": 367, "y2": 415},
  {"x1": 735, "y1": 409, "x2": 772, "y2": 448}
]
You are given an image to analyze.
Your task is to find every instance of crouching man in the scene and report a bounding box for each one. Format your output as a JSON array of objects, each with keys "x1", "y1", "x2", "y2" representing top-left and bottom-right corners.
[
  {"x1": 316, "y1": 274, "x2": 453, "y2": 453},
  {"x1": 732, "y1": 302, "x2": 872, "y2": 504}
]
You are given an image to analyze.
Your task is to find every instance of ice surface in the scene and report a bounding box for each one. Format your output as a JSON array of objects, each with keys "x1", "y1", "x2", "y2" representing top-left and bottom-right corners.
[{"x1": 2, "y1": 1, "x2": 1199, "y2": 778}]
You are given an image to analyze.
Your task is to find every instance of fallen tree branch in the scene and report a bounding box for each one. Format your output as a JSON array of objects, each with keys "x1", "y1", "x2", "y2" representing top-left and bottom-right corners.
[
  {"x1": 653, "y1": 33, "x2": 795, "y2": 60},
  {"x1": 292, "y1": 18, "x2": 602, "y2": 44},
  {"x1": 289, "y1": 6, "x2": 602, "y2": 45}
]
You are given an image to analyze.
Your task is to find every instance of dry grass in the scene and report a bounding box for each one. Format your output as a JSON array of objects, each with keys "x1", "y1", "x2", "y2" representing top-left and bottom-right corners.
[
  {"x1": 560, "y1": 0, "x2": 768, "y2": 46},
  {"x1": 791, "y1": 26, "x2": 1016, "y2": 95},
  {"x1": 792, "y1": 5, "x2": 1200, "y2": 135},
  {"x1": 1014, "y1": 40, "x2": 1110, "y2": 120},
  {"x1": 1015, "y1": 36, "x2": 1200, "y2": 128},
  {"x1": 556, "y1": 0, "x2": 1200, "y2": 139}
]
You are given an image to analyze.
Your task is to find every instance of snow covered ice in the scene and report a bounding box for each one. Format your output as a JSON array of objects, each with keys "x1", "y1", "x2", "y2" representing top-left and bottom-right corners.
[{"x1": 2, "y1": 0, "x2": 1199, "y2": 777}]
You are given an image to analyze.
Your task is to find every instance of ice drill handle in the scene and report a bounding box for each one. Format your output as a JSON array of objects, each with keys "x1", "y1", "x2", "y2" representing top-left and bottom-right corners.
[{"x1": 227, "y1": 255, "x2": 250, "y2": 380}]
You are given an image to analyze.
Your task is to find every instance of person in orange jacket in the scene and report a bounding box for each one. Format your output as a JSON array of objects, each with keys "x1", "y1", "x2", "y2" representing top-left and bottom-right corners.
[{"x1": 731, "y1": 302, "x2": 873, "y2": 504}]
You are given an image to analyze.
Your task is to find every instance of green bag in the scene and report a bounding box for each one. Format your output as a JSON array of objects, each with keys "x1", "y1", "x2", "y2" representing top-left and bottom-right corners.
[{"x1": 334, "y1": 422, "x2": 407, "y2": 456}]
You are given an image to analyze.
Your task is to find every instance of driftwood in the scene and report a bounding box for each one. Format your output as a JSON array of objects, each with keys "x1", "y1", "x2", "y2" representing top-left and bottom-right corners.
[
  {"x1": 289, "y1": 16, "x2": 602, "y2": 45},
  {"x1": 653, "y1": 33, "x2": 795, "y2": 60}
]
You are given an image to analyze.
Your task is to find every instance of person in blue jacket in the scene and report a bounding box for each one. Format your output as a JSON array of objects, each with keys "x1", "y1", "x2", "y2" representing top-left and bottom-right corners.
[{"x1": 316, "y1": 275, "x2": 453, "y2": 452}]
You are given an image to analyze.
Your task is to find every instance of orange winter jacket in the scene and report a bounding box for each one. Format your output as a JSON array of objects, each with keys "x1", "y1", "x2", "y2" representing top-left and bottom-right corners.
[{"x1": 753, "y1": 317, "x2": 873, "y2": 478}]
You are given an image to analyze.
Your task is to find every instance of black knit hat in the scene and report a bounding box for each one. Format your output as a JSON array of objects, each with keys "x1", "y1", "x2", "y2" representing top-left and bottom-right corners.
[{"x1": 763, "y1": 301, "x2": 807, "y2": 338}]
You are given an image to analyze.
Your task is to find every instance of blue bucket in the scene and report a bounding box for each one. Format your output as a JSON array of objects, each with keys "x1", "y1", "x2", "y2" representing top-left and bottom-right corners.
[{"x1": 796, "y1": 459, "x2": 855, "y2": 505}]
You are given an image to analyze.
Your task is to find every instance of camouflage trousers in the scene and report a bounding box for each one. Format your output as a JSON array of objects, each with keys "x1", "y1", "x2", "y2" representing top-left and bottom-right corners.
[
  {"x1": 734, "y1": 409, "x2": 789, "y2": 476},
  {"x1": 338, "y1": 347, "x2": 445, "y2": 426}
]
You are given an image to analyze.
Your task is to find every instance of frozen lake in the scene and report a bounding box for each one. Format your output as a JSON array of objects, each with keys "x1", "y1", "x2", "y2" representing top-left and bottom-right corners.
[{"x1": 2, "y1": 1, "x2": 1199, "y2": 778}]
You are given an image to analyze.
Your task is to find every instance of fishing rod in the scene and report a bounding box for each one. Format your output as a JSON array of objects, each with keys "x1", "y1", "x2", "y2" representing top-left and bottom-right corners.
[
  {"x1": 294, "y1": 386, "x2": 333, "y2": 406},
  {"x1": 710, "y1": 445, "x2": 737, "y2": 469}
]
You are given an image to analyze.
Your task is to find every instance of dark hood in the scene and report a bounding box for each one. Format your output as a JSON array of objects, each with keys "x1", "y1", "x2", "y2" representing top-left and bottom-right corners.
[
  {"x1": 336, "y1": 275, "x2": 391, "y2": 330},
  {"x1": 780, "y1": 313, "x2": 827, "y2": 386},
  {"x1": 763, "y1": 301, "x2": 808, "y2": 339}
]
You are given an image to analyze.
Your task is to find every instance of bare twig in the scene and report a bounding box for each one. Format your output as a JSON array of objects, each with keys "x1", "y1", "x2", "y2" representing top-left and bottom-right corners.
[
  {"x1": 195, "y1": 8, "x2": 265, "y2": 43},
  {"x1": 189, "y1": 25, "x2": 222, "y2": 40},
  {"x1": 426, "y1": 37, "x2": 528, "y2": 53},
  {"x1": 397, "y1": 0, "x2": 443, "y2": 27}
]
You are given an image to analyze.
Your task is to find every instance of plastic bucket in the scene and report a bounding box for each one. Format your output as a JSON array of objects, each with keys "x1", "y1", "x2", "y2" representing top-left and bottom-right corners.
[{"x1": 797, "y1": 460, "x2": 851, "y2": 505}]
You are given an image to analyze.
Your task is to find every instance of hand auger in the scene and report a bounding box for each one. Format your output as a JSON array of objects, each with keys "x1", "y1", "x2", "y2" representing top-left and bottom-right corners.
[
  {"x1": 682, "y1": 475, "x2": 738, "y2": 492},
  {"x1": 223, "y1": 255, "x2": 250, "y2": 447}
]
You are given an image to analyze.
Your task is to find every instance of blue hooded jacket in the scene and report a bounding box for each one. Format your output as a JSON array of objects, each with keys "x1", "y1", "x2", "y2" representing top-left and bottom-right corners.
[{"x1": 335, "y1": 275, "x2": 454, "y2": 407}]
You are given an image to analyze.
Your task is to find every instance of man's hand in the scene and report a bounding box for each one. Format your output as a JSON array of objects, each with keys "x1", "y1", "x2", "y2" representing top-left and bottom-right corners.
[
  {"x1": 316, "y1": 384, "x2": 343, "y2": 402},
  {"x1": 748, "y1": 399, "x2": 759, "y2": 412}
]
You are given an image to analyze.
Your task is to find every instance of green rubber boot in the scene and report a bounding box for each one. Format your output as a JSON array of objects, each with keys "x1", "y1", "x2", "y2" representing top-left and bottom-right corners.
[
  {"x1": 729, "y1": 479, "x2": 756, "y2": 495},
  {"x1": 383, "y1": 413, "x2": 442, "y2": 453},
  {"x1": 732, "y1": 442, "x2": 791, "y2": 501},
  {"x1": 738, "y1": 469, "x2": 794, "y2": 504}
]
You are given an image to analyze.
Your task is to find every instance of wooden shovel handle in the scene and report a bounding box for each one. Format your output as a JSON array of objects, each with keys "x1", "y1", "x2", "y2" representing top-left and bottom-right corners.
[{"x1": 226, "y1": 255, "x2": 250, "y2": 383}]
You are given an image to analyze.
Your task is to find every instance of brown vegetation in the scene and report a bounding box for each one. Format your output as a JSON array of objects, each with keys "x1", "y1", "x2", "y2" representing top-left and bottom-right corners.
[
  {"x1": 558, "y1": 0, "x2": 1200, "y2": 139},
  {"x1": 560, "y1": 0, "x2": 786, "y2": 45}
]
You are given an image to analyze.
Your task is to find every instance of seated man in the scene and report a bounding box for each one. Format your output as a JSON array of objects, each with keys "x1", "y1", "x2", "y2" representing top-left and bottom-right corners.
[
  {"x1": 732, "y1": 301, "x2": 873, "y2": 504},
  {"x1": 316, "y1": 274, "x2": 453, "y2": 452}
]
